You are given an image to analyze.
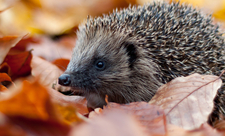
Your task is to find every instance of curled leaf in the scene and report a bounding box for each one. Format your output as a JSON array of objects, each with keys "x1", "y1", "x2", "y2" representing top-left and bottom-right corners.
[
  {"x1": 149, "y1": 73, "x2": 222, "y2": 130},
  {"x1": 0, "y1": 73, "x2": 12, "y2": 92},
  {"x1": 0, "y1": 73, "x2": 12, "y2": 82},
  {"x1": 0, "y1": 35, "x2": 24, "y2": 64},
  {"x1": 3, "y1": 50, "x2": 32, "y2": 79}
]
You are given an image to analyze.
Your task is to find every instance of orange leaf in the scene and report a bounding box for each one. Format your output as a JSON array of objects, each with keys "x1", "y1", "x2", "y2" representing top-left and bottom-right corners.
[
  {"x1": 52, "y1": 58, "x2": 70, "y2": 71},
  {"x1": 0, "y1": 80, "x2": 58, "y2": 120},
  {"x1": 54, "y1": 103, "x2": 84, "y2": 124},
  {"x1": 0, "y1": 85, "x2": 8, "y2": 91},
  {"x1": 48, "y1": 87, "x2": 88, "y2": 115},
  {"x1": 0, "y1": 73, "x2": 12, "y2": 92},
  {"x1": 0, "y1": 79, "x2": 85, "y2": 135},
  {"x1": 3, "y1": 51, "x2": 32, "y2": 79},
  {"x1": 149, "y1": 73, "x2": 222, "y2": 130},
  {"x1": 0, "y1": 73, "x2": 12, "y2": 82},
  {"x1": 0, "y1": 35, "x2": 24, "y2": 64}
]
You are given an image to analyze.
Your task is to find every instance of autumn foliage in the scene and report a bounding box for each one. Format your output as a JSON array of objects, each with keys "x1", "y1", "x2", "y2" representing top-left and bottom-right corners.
[{"x1": 1, "y1": 0, "x2": 225, "y2": 135}]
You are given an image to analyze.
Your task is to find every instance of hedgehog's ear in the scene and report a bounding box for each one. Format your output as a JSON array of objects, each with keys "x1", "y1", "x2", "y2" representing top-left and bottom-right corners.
[{"x1": 124, "y1": 42, "x2": 137, "y2": 68}]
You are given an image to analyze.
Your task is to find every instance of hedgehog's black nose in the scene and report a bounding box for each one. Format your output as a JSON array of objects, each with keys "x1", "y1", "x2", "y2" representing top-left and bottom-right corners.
[{"x1": 58, "y1": 74, "x2": 71, "y2": 86}]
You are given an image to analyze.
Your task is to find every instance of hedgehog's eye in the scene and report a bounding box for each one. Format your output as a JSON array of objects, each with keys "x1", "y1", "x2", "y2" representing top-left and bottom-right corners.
[{"x1": 95, "y1": 60, "x2": 105, "y2": 70}]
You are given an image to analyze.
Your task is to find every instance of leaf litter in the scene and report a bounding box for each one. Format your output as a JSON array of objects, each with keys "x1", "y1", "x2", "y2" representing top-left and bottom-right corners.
[{"x1": 0, "y1": 0, "x2": 225, "y2": 135}]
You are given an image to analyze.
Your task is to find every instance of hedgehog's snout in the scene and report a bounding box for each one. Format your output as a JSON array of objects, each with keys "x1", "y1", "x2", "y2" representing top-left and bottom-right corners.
[{"x1": 58, "y1": 74, "x2": 71, "y2": 86}]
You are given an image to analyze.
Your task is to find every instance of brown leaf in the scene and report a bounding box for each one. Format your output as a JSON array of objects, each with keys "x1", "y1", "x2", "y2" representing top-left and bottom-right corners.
[
  {"x1": 0, "y1": 73, "x2": 12, "y2": 92},
  {"x1": 9, "y1": 36, "x2": 40, "y2": 53},
  {"x1": 0, "y1": 113, "x2": 71, "y2": 136},
  {"x1": 70, "y1": 110, "x2": 148, "y2": 136},
  {"x1": 52, "y1": 58, "x2": 70, "y2": 71},
  {"x1": 0, "y1": 35, "x2": 24, "y2": 64},
  {"x1": 0, "y1": 73, "x2": 12, "y2": 82},
  {"x1": 3, "y1": 51, "x2": 32, "y2": 79},
  {"x1": 101, "y1": 102, "x2": 167, "y2": 135},
  {"x1": 149, "y1": 73, "x2": 222, "y2": 130},
  {"x1": 0, "y1": 63, "x2": 11, "y2": 74},
  {"x1": 31, "y1": 56, "x2": 63, "y2": 86}
]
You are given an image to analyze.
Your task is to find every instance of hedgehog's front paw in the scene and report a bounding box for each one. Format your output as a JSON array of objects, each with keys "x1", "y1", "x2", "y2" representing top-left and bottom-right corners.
[{"x1": 86, "y1": 93, "x2": 107, "y2": 111}]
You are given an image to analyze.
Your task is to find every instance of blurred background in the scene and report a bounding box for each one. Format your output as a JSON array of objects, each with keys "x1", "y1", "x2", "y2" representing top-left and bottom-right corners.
[
  {"x1": 1, "y1": 0, "x2": 225, "y2": 36},
  {"x1": 1, "y1": 0, "x2": 225, "y2": 62}
]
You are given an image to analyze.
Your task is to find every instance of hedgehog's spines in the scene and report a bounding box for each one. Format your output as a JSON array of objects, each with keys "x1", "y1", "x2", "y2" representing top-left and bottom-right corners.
[{"x1": 76, "y1": 2, "x2": 225, "y2": 123}]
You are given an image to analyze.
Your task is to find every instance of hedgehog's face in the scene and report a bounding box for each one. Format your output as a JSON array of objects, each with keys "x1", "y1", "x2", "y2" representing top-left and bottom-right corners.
[{"x1": 58, "y1": 28, "x2": 138, "y2": 109}]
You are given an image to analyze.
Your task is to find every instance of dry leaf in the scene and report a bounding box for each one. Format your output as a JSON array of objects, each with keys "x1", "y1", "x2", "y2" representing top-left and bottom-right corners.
[
  {"x1": 52, "y1": 58, "x2": 70, "y2": 71},
  {"x1": 0, "y1": 79, "x2": 83, "y2": 135},
  {"x1": 0, "y1": 35, "x2": 24, "y2": 64},
  {"x1": 2, "y1": 51, "x2": 32, "y2": 79},
  {"x1": 0, "y1": 73, "x2": 12, "y2": 82},
  {"x1": 70, "y1": 110, "x2": 148, "y2": 136},
  {"x1": 0, "y1": 85, "x2": 7, "y2": 92},
  {"x1": 0, "y1": 113, "x2": 71, "y2": 136},
  {"x1": 54, "y1": 103, "x2": 84, "y2": 124},
  {"x1": 48, "y1": 87, "x2": 88, "y2": 115},
  {"x1": 149, "y1": 73, "x2": 222, "y2": 130},
  {"x1": 9, "y1": 36, "x2": 40, "y2": 53},
  {"x1": 31, "y1": 56, "x2": 63, "y2": 86},
  {"x1": 0, "y1": 62, "x2": 11, "y2": 75},
  {"x1": 0, "y1": 80, "x2": 58, "y2": 120},
  {"x1": 186, "y1": 123, "x2": 222, "y2": 136},
  {"x1": 0, "y1": 73, "x2": 12, "y2": 92},
  {"x1": 167, "y1": 124, "x2": 187, "y2": 136},
  {"x1": 102, "y1": 102, "x2": 167, "y2": 135}
]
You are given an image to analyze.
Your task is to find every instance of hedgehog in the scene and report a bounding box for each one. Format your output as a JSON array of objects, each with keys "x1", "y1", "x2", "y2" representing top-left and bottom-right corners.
[{"x1": 58, "y1": 2, "x2": 225, "y2": 124}]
